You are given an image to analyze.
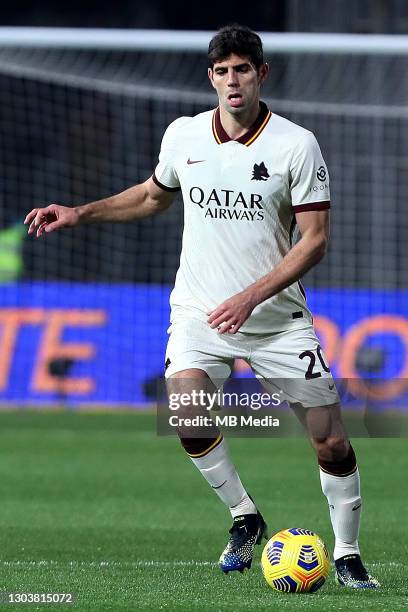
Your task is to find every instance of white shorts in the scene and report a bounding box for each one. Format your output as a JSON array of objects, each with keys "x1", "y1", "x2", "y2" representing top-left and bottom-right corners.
[{"x1": 165, "y1": 317, "x2": 339, "y2": 409}]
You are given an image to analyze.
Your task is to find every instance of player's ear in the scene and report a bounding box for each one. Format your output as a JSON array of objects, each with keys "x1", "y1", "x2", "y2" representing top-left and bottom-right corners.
[
  {"x1": 258, "y1": 63, "x2": 269, "y2": 85},
  {"x1": 208, "y1": 67, "x2": 216, "y2": 89}
]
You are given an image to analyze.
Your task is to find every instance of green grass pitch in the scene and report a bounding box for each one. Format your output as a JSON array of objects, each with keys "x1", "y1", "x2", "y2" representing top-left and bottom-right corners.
[{"x1": 0, "y1": 410, "x2": 406, "y2": 611}]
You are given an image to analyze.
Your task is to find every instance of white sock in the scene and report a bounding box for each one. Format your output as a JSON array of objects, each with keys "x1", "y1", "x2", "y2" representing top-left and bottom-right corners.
[
  {"x1": 190, "y1": 438, "x2": 257, "y2": 518},
  {"x1": 319, "y1": 468, "x2": 361, "y2": 561}
]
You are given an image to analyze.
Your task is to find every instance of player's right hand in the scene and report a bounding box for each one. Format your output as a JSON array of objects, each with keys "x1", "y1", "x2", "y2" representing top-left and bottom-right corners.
[{"x1": 24, "y1": 204, "x2": 79, "y2": 238}]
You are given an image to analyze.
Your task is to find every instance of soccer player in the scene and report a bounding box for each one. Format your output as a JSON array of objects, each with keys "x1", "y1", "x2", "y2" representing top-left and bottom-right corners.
[{"x1": 24, "y1": 24, "x2": 379, "y2": 589}]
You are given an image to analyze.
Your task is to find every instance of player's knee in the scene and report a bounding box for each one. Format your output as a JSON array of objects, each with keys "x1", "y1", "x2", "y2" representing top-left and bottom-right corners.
[
  {"x1": 313, "y1": 435, "x2": 349, "y2": 462},
  {"x1": 166, "y1": 370, "x2": 215, "y2": 418}
]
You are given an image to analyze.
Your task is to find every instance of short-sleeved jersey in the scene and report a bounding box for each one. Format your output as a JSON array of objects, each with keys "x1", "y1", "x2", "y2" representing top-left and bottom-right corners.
[{"x1": 153, "y1": 102, "x2": 330, "y2": 334}]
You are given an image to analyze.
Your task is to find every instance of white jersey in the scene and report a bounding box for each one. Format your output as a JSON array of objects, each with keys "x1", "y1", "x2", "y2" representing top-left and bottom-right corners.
[{"x1": 153, "y1": 102, "x2": 330, "y2": 334}]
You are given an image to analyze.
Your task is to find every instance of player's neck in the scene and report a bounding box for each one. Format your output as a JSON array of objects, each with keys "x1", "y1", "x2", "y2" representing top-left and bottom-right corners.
[{"x1": 219, "y1": 102, "x2": 261, "y2": 141}]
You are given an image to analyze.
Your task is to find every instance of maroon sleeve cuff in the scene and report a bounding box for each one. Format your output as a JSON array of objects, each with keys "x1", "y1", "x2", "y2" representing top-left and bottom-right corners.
[
  {"x1": 152, "y1": 173, "x2": 181, "y2": 192},
  {"x1": 292, "y1": 201, "x2": 330, "y2": 213}
]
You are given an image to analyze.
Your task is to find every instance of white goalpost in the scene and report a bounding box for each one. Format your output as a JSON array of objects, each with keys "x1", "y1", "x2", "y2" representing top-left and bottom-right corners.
[{"x1": 1, "y1": 27, "x2": 408, "y2": 54}]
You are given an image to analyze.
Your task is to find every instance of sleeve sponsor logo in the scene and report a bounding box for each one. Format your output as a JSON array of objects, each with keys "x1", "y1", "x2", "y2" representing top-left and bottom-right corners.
[{"x1": 317, "y1": 166, "x2": 327, "y2": 181}]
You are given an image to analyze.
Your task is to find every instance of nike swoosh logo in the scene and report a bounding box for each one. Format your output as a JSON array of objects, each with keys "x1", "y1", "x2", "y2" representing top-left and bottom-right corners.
[
  {"x1": 352, "y1": 503, "x2": 362, "y2": 511},
  {"x1": 211, "y1": 480, "x2": 227, "y2": 490},
  {"x1": 187, "y1": 158, "x2": 205, "y2": 165}
]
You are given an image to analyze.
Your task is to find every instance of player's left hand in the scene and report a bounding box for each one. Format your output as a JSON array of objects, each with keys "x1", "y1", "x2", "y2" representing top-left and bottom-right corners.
[{"x1": 207, "y1": 291, "x2": 257, "y2": 334}]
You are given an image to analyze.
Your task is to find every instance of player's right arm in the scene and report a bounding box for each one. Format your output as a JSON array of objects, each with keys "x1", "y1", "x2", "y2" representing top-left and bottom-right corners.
[{"x1": 24, "y1": 175, "x2": 176, "y2": 238}]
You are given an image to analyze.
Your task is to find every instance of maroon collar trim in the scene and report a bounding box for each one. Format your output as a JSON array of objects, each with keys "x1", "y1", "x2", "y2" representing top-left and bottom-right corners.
[{"x1": 212, "y1": 101, "x2": 271, "y2": 146}]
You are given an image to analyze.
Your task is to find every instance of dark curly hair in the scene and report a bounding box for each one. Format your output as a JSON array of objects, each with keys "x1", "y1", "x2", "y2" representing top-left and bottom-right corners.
[{"x1": 208, "y1": 24, "x2": 264, "y2": 70}]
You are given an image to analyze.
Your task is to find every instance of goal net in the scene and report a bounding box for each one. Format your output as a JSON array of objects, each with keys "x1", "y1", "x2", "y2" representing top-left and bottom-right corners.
[{"x1": 0, "y1": 29, "x2": 407, "y2": 407}]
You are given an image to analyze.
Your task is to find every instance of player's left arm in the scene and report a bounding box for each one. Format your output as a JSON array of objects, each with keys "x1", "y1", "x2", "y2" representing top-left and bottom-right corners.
[{"x1": 207, "y1": 209, "x2": 329, "y2": 333}]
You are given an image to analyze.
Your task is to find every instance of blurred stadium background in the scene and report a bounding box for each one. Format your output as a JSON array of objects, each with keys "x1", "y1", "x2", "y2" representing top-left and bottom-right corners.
[{"x1": 0, "y1": 0, "x2": 407, "y2": 408}]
